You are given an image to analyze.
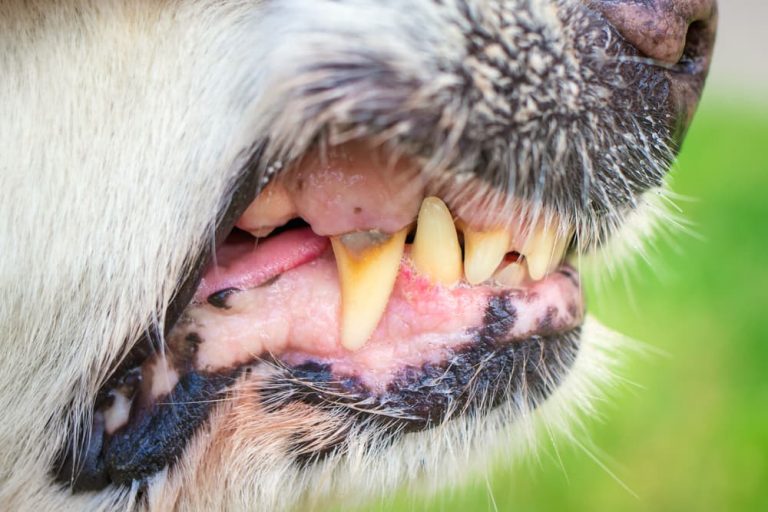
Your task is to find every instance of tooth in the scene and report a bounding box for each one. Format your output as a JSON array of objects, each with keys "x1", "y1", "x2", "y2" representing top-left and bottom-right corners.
[
  {"x1": 236, "y1": 181, "x2": 296, "y2": 238},
  {"x1": 331, "y1": 228, "x2": 407, "y2": 351},
  {"x1": 522, "y1": 224, "x2": 570, "y2": 280},
  {"x1": 463, "y1": 227, "x2": 512, "y2": 285},
  {"x1": 494, "y1": 261, "x2": 527, "y2": 287},
  {"x1": 411, "y1": 197, "x2": 463, "y2": 285}
]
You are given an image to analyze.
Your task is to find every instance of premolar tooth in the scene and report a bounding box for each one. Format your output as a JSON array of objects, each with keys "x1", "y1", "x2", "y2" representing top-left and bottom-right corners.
[
  {"x1": 331, "y1": 228, "x2": 407, "y2": 351},
  {"x1": 522, "y1": 224, "x2": 570, "y2": 280},
  {"x1": 411, "y1": 197, "x2": 463, "y2": 285},
  {"x1": 494, "y1": 261, "x2": 527, "y2": 287},
  {"x1": 463, "y1": 227, "x2": 512, "y2": 285}
]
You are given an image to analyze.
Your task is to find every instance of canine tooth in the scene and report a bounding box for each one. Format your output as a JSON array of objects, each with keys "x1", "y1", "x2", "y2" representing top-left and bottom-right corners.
[
  {"x1": 463, "y1": 227, "x2": 512, "y2": 285},
  {"x1": 494, "y1": 261, "x2": 527, "y2": 287},
  {"x1": 522, "y1": 225, "x2": 570, "y2": 280},
  {"x1": 331, "y1": 228, "x2": 407, "y2": 351},
  {"x1": 411, "y1": 197, "x2": 462, "y2": 285}
]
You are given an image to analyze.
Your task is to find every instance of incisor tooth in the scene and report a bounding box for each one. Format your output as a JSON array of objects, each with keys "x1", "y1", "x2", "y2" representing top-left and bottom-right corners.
[
  {"x1": 522, "y1": 224, "x2": 570, "y2": 280},
  {"x1": 463, "y1": 227, "x2": 512, "y2": 285},
  {"x1": 236, "y1": 181, "x2": 296, "y2": 238},
  {"x1": 494, "y1": 261, "x2": 527, "y2": 287},
  {"x1": 411, "y1": 197, "x2": 462, "y2": 285},
  {"x1": 331, "y1": 228, "x2": 407, "y2": 351}
]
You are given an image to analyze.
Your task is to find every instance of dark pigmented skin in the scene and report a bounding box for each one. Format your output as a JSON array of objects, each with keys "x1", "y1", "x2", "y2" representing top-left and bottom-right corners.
[
  {"x1": 268, "y1": 294, "x2": 580, "y2": 448},
  {"x1": 207, "y1": 287, "x2": 241, "y2": 309},
  {"x1": 58, "y1": 294, "x2": 579, "y2": 489},
  {"x1": 57, "y1": 371, "x2": 235, "y2": 492},
  {"x1": 55, "y1": 412, "x2": 110, "y2": 492},
  {"x1": 105, "y1": 371, "x2": 235, "y2": 485},
  {"x1": 587, "y1": 0, "x2": 717, "y2": 65}
]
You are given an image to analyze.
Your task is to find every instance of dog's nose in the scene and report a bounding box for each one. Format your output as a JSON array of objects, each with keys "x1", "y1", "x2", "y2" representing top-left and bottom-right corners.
[{"x1": 587, "y1": 0, "x2": 717, "y2": 65}]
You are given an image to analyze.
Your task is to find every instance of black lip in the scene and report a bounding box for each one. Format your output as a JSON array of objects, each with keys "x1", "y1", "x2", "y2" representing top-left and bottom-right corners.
[
  {"x1": 263, "y1": 293, "x2": 582, "y2": 463},
  {"x1": 106, "y1": 371, "x2": 237, "y2": 486},
  {"x1": 59, "y1": 289, "x2": 582, "y2": 490}
]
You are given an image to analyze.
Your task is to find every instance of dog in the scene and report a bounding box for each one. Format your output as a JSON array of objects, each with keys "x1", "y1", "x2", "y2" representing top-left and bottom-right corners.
[{"x1": 0, "y1": 0, "x2": 717, "y2": 510}]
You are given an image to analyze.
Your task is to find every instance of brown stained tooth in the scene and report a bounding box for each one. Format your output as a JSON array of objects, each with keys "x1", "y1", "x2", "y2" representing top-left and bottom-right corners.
[
  {"x1": 462, "y1": 226, "x2": 512, "y2": 285},
  {"x1": 331, "y1": 228, "x2": 408, "y2": 351},
  {"x1": 411, "y1": 197, "x2": 463, "y2": 286}
]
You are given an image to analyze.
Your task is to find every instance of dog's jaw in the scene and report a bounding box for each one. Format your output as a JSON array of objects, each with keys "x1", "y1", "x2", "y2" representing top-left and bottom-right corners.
[{"x1": 0, "y1": 1, "x2": 712, "y2": 510}]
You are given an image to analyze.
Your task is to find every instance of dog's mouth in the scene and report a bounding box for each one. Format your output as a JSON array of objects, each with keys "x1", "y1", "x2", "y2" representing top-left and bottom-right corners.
[
  {"x1": 174, "y1": 140, "x2": 582, "y2": 388},
  {"x1": 84, "y1": 139, "x2": 583, "y2": 486}
]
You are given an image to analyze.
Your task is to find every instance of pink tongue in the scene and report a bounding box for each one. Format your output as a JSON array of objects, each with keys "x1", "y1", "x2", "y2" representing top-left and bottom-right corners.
[{"x1": 194, "y1": 228, "x2": 329, "y2": 302}]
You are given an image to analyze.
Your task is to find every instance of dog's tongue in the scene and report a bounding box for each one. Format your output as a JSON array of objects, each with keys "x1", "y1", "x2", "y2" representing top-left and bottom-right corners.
[{"x1": 194, "y1": 227, "x2": 329, "y2": 303}]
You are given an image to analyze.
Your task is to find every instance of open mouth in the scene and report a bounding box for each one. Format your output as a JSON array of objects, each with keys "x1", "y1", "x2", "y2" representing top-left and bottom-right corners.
[
  {"x1": 86, "y1": 138, "x2": 584, "y2": 486},
  {"x1": 176, "y1": 139, "x2": 583, "y2": 382}
]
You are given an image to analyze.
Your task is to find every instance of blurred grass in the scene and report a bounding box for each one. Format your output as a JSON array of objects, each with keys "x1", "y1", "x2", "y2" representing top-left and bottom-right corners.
[{"x1": 355, "y1": 95, "x2": 768, "y2": 512}]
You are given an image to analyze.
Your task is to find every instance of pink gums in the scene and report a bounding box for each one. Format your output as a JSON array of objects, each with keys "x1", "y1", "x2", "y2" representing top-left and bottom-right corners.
[{"x1": 171, "y1": 232, "x2": 583, "y2": 390}]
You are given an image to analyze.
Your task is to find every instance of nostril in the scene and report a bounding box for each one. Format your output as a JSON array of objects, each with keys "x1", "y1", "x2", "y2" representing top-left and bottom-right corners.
[
  {"x1": 677, "y1": 19, "x2": 715, "y2": 73},
  {"x1": 587, "y1": 0, "x2": 718, "y2": 69}
]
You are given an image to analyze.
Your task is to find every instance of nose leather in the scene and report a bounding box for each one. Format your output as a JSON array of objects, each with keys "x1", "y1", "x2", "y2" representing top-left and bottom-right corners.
[{"x1": 586, "y1": 0, "x2": 717, "y2": 64}]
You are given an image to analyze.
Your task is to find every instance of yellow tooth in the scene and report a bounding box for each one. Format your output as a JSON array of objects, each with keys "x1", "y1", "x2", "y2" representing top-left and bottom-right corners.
[
  {"x1": 463, "y1": 227, "x2": 512, "y2": 285},
  {"x1": 494, "y1": 261, "x2": 527, "y2": 287},
  {"x1": 522, "y1": 225, "x2": 570, "y2": 280},
  {"x1": 331, "y1": 228, "x2": 407, "y2": 351},
  {"x1": 411, "y1": 197, "x2": 463, "y2": 285}
]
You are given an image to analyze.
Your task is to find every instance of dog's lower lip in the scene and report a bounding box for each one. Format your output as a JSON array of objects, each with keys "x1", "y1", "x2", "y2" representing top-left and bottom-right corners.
[{"x1": 168, "y1": 248, "x2": 582, "y2": 387}]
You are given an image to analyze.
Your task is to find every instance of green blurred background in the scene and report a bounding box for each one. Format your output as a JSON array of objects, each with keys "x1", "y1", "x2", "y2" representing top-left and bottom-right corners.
[{"x1": 353, "y1": 2, "x2": 768, "y2": 511}]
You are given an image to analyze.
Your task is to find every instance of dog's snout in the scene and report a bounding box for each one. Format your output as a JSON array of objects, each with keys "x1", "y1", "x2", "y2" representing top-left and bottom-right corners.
[{"x1": 587, "y1": 0, "x2": 717, "y2": 67}]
